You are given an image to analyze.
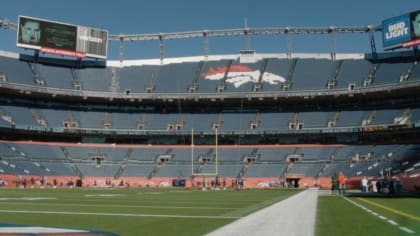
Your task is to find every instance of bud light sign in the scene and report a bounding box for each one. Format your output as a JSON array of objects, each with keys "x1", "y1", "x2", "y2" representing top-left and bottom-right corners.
[{"x1": 382, "y1": 13, "x2": 411, "y2": 50}]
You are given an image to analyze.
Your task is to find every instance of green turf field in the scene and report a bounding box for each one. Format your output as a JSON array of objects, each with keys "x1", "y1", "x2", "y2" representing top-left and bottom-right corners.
[
  {"x1": 0, "y1": 188, "x2": 299, "y2": 235},
  {"x1": 0, "y1": 188, "x2": 419, "y2": 235},
  {"x1": 316, "y1": 195, "x2": 420, "y2": 236}
]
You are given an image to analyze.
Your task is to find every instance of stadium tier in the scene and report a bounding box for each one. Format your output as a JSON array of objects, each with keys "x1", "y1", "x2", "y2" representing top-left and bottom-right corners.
[
  {"x1": 0, "y1": 104, "x2": 419, "y2": 133},
  {"x1": 0, "y1": 142, "x2": 419, "y2": 179},
  {"x1": 1, "y1": 52, "x2": 419, "y2": 93}
]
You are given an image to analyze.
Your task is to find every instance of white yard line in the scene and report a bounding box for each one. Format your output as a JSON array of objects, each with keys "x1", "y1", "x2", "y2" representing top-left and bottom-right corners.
[
  {"x1": 0, "y1": 209, "x2": 239, "y2": 219},
  {"x1": 0, "y1": 202, "x2": 240, "y2": 210},
  {"x1": 0, "y1": 226, "x2": 87, "y2": 234},
  {"x1": 343, "y1": 197, "x2": 416, "y2": 234}
]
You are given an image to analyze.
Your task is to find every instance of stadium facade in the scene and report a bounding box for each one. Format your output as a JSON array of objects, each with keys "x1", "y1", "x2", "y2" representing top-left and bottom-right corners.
[{"x1": 0, "y1": 15, "x2": 419, "y2": 191}]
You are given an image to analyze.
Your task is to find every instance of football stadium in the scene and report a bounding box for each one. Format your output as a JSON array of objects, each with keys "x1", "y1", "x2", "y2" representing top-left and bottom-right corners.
[{"x1": 0, "y1": 6, "x2": 420, "y2": 236}]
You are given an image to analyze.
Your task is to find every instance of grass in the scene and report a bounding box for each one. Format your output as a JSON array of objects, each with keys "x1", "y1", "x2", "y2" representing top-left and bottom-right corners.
[
  {"x1": 0, "y1": 187, "x2": 299, "y2": 235},
  {"x1": 1, "y1": 188, "x2": 419, "y2": 235},
  {"x1": 353, "y1": 197, "x2": 420, "y2": 233},
  {"x1": 316, "y1": 195, "x2": 420, "y2": 236}
]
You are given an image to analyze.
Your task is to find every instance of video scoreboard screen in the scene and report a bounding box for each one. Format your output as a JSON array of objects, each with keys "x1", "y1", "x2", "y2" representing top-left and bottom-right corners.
[
  {"x1": 17, "y1": 16, "x2": 108, "y2": 59},
  {"x1": 382, "y1": 10, "x2": 420, "y2": 50}
]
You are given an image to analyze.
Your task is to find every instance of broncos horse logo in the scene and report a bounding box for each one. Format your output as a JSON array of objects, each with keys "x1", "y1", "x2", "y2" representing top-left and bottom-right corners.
[{"x1": 201, "y1": 65, "x2": 286, "y2": 88}]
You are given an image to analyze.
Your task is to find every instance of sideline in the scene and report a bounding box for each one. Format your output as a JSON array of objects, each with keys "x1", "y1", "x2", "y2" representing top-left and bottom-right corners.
[{"x1": 206, "y1": 188, "x2": 318, "y2": 236}]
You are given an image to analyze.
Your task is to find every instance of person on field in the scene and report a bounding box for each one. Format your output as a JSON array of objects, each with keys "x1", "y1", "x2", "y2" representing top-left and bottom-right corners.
[
  {"x1": 331, "y1": 173, "x2": 338, "y2": 195},
  {"x1": 361, "y1": 176, "x2": 368, "y2": 192},
  {"x1": 338, "y1": 171, "x2": 347, "y2": 195}
]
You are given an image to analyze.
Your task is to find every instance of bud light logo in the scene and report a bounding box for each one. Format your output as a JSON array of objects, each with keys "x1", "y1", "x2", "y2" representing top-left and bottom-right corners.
[
  {"x1": 383, "y1": 13, "x2": 412, "y2": 50},
  {"x1": 385, "y1": 22, "x2": 409, "y2": 40}
]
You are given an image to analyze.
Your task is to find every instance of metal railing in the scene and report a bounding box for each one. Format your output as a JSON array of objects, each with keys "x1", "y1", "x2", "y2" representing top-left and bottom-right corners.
[
  {"x1": 4, "y1": 122, "x2": 411, "y2": 137},
  {"x1": 0, "y1": 79, "x2": 419, "y2": 101}
]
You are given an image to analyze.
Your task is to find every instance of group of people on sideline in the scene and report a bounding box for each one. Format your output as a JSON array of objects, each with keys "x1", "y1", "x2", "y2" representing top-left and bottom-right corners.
[
  {"x1": 361, "y1": 176, "x2": 403, "y2": 195},
  {"x1": 331, "y1": 172, "x2": 404, "y2": 196}
]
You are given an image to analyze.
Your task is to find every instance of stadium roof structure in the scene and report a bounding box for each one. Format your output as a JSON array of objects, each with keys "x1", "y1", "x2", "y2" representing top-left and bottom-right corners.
[
  {"x1": 1, "y1": 17, "x2": 384, "y2": 60},
  {"x1": 1, "y1": 17, "x2": 381, "y2": 41},
  {"x1": 109, "y1": 25, "x2": 382, "y2": 41}
]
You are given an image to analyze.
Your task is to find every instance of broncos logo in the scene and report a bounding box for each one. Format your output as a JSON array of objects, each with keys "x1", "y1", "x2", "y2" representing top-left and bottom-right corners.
[{"x1": 201, "y1": 65, "x2": 286, "y2": 88}]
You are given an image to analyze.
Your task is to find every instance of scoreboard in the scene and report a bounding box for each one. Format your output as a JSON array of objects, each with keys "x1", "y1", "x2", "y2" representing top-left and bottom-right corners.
[
  {"x1": 17, "y1": 15, "x2": 108, "y2": 59},
  {"x1": 382, "y1": 10, "x2": 420, "y2": 50}
]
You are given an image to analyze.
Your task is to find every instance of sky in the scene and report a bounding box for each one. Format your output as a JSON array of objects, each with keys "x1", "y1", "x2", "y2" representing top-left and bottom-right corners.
[{"x1": 1, "y1": 0, "x2": 419, "y2": 60}]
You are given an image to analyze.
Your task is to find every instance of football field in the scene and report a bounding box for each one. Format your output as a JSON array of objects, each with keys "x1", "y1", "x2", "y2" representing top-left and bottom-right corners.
[
  {"x1": 0, "y1": 188, "x2": 297, "y2": 235},
  {"x1": 0, "y1": 188, "x2": 419, "y2": 235}
]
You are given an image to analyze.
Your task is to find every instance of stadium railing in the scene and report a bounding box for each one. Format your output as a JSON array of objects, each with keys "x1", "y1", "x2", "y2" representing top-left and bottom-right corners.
[{"x1": 0, "y1": 79, "x2": 419, "y2": 101}]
